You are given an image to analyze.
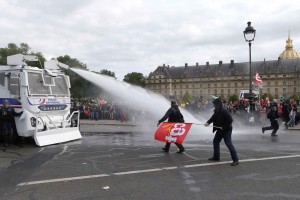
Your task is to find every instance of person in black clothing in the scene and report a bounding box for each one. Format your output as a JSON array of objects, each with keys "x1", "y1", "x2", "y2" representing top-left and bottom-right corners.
[
  {"x1": 282, "y1": 100, "x2": 291, "y2": 129},
  {"x1": 262, "y1": 100, "x2": 280, "y2": 136},
  {"x1": 157, "y1": 100, "x2": 185, "y2": 153},
  {"x1": 0, "y1": 100, "x2": 23, "y2": 147},
  {"x1": 204, "y1": 98, "x2": 239, "y2": 166}
]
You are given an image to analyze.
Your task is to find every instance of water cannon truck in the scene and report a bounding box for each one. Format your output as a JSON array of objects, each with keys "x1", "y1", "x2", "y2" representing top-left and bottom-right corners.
[{"x1": 0, "y1": 54, "x2": 82, "y2": 146}]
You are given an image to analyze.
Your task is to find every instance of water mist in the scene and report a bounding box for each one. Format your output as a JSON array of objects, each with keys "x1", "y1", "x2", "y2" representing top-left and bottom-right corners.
[{"x1": 71, "y1": 68, "x2": 212, "y2": 136}]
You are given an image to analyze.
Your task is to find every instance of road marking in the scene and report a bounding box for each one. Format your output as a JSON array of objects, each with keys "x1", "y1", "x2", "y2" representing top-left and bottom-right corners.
[
  {"x1": 17, "y1": 174, "x2": 109, "y2": 186},
  {"x1": 17, "y1": 154, "x2": 300, "y2": 186}
]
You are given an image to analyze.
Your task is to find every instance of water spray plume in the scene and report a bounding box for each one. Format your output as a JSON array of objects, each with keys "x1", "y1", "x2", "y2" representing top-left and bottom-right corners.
[{"x1": 71, "y1": 69, "x2": 201, "y2": 122}]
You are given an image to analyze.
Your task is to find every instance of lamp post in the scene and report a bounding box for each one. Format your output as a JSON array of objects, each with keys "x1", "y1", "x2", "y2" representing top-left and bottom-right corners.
[{"x1": 243, "y1": 21, "x2": 256, "y2": 109}]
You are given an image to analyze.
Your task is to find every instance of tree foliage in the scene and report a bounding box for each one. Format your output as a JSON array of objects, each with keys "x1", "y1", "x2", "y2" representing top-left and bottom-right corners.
[
  {"x1": 57, "y1": 55, "x2": 87, "y2": 69},
  {"x1": 98, "y1": 69, "x2": 116, "y2": 77},
  {"x1": 182, "y1": 92, "x2": 193, "y2": 103},
  {"x1": 123, "y1": 72, "x2": 145, "y2": 87},
  {"x1": 228, "y1": 95, "x2": 239, "y2": 102}
]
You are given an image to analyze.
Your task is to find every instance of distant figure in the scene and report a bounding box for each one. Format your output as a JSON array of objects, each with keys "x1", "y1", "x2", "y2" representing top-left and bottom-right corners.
[
  {"x1": 282, "y1": 100, "x2": 291, "y2": 129},
  {"x1": 0, "y1": 100, "x2": 23, "y2": 147},
  {"x1": 158, "y1": 101, "x2": 185, "y2": 153},
  {"x1": 262, "y1": 100, "x2": 279, "y2": 136},
  {"x1": 204, "y1": 98, "x2": 239, "y2": 166},
  {"x1": 287, "y1": 105, "x2": 297, "y2": 127}
]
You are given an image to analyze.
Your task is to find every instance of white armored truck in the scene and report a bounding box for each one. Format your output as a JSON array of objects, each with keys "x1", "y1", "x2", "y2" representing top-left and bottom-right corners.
[{"x1": 0, "y1": 54, "x2": 82, "y2": 146}]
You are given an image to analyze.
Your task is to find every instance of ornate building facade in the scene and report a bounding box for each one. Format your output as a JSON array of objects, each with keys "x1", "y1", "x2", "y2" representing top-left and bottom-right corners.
[{"x1": 145, "y1": 34, "x2": 300, "y2": 100}]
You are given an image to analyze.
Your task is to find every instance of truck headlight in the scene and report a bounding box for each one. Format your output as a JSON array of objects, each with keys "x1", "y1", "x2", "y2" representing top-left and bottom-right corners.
[{"x1": 30, "y1": 117, "x2": 36, "y2": 127}]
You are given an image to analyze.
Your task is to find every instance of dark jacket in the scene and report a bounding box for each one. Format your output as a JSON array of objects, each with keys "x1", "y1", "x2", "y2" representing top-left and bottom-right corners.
[
  {"x1": 0, "y1": 107, "x2": 23, "y2": 122},
  {"x1": 282, "y1": 100, "x2": 291, "y2": 121},
  {"x1": 206, "y1": 98, "x2": 233, "y2": 133},
  {"x1": 159, "y1": 105, "x2": 184, "y2": 123},
  {"x1": 267, "y1": 105, "x2": 279, "y2": 121}
]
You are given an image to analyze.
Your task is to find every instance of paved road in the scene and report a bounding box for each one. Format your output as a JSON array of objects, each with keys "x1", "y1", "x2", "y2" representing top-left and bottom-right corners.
[{"x1": 1, "y1": 121, "x2": 300, "y2": 200}]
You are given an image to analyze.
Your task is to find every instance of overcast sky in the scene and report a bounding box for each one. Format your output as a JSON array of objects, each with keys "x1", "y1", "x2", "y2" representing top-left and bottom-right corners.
[{"x1": 1, "y1": 0, "x2": 299, "y2": 79}]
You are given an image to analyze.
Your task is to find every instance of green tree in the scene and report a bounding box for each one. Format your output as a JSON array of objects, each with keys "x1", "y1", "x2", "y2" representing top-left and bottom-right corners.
[
  {"x1": 123, "y1": 72, "x2": 145, "y2": 87},
  {"x1": 97, "y1": 69, "x2": 116, "y2": 78},
  {"x1": 182, "y1": 92, "x2": 193, "y2": 103},
  {"x1": 228, "y1": 94, "x2": 238, "y2": 102},
  {"x1": 57, "y1": 55, "x2": 87, "y2": 69},
  {"x1": 289, "y1": 94, "x2": 299, "y2": 101},
  {"x1": 20, "y1": 43, "x2": 30, "y2": 54}
]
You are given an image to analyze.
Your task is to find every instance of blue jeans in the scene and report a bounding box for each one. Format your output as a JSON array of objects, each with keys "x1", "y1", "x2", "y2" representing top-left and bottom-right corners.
[{"x1": 213, "y1": 129, "x2": 238, "y2": 161}]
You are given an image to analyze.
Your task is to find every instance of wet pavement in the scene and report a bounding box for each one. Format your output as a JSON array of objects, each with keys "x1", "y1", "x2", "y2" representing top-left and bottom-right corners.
[{"x1": 1, "y1": 120, "x2": 300, "y2": 200}]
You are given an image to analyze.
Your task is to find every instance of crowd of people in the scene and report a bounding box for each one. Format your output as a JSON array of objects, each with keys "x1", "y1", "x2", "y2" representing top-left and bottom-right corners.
[
  {"x1": 178, "y1": 97, "x2": 299, "y2": 127},
  {"x1": 71, "y1": 98, "x2": 131, "y2": 122},
  {"x1": 73, "y1": 97, "x2": 299, "y2": 128}
]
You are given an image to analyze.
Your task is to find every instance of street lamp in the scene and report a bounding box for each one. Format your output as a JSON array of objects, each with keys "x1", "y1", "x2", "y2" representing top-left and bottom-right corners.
[{"x1": 243, "y1": 21, "x2": 256, "y2": 108}]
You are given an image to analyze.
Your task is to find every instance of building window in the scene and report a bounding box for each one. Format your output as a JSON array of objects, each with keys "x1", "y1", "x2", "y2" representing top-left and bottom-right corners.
[
  {"x1": 294, "y1": 87, "x2": 296, "y2": 93},
  {"x1": 228, "y1": 89, "x2": 230, "y2": 94},
  {"x1": 267, "y1": 82, "x2": 270, "y2": 86},
  {"x1": 235, "y1": 89, "x2": 237, "y2": 94},
  {"x1": 200, "y1": 90, "x2": 202, "y2": 95},
  {"x1": 275, "y1": 82, "x2": 278, "y2": 86},
  {"x1": 200, "y1": 84, "x2": 202, "y2": 88},
  {"x1": 186, "y1": 85, "x2": 188, "y2": 89},
  {"x1": 267, "y1": 88, "x2": 270, "y2": 93},
  {"x1": 283, "y1": 81, "x2": 286, "y2": 86},
  {"x1": 174, "y1": 91, "x2": 177, "y2": 95},
  {"x1": 208, "y1": 89, "x2": 210, "y2": 95},
  {"x1": 283, "y1": 75, "x2": 286, "y2": 77},
  {"x1": 192, "y1": 90, "x2": 195, "y2": 95},
  {"x1": 208, "y1": 84, "x2": 210, "y2": 88},
  {"x1": 283, "y1": 88, "x2": 286, "y2": 94},
  {"x1": 180, "y1": 90, "x2": 182, "y2": 96},
  {"x1": 214, "y1": 89, "x2": 217, "y2": 95},
  {"x1": 275, "y1": 88, "x2": 278, "y2": 94},
  {"x1": 221, "y1": 83, "x2": 223, "y2": 87},
  {"x1": 214, "y1": 84, "x2": 217, "y2": 88},
  {"x1": 228, "y1": 83, "x2": 231, "y2": 87},
  {"x1": 221, "y1": 89, "x2": 224, "y2": 95},
  {"x1": 242, "y1": 82, "x2": 244, "y2": 86},
  {"x1": 235, "y1": 83, "x2": 237, "y2": 87}
]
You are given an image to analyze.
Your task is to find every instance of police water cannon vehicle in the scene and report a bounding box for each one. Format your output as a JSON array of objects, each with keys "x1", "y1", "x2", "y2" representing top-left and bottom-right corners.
[{"x1": 0, "y1": 54, "x2": 82, "y2": 146}]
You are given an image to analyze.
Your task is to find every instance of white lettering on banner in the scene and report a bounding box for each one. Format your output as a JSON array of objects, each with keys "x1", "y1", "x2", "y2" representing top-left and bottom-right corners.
[
  {"x1": 170, "y1": 123, "x2": 186, "y2": 136},
  {"x1": 166, "y1": 123, "x2": 186, "y2": 142},
  {"x1": 166, "y1": 136, "x2": 177, "y2": 143}
]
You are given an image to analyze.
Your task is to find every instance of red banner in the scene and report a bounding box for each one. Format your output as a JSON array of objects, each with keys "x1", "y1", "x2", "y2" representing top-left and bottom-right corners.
[{"x1": 155, "y1": 122, "x2": 193, "y2": 144}]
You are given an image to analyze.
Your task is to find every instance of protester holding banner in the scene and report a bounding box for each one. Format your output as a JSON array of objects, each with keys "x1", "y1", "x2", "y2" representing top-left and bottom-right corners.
[
  {"x1": 204, "y1": 98, "x2": 239, "y2": 166},
  {"x1": 157, "y1": 101, "x2": 185, "y2": 153}
]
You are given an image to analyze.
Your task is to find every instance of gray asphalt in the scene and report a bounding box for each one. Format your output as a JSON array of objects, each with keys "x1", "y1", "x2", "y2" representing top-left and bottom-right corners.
[{"x1": 1, "y1": 122, "x2": 300, "y2": 200}]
